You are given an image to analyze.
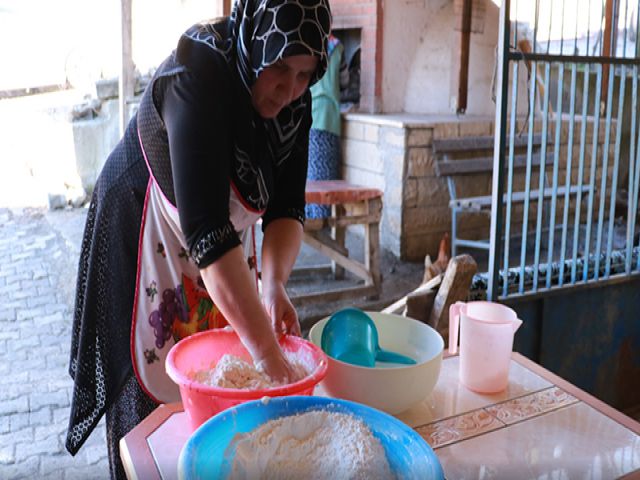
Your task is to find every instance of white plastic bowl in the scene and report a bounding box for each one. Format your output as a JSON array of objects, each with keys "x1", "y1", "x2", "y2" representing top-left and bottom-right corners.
[{"x1": 308, "y1": 311, "x2": 444, "y2": 415}]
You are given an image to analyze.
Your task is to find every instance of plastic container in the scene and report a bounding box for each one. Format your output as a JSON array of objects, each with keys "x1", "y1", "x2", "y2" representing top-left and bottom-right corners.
[
  {"x1": 309, "y1": 312, "x2": 444, "y2": 415},
  {"x1": 178, "y1": 395, "x2": 444, "y2": 480},
  {"x1": 165, "y1": 329, "x2": 328, "y2": 431},
  {"x1": 449, "y1": 301, "x2": 523, "y2": 393}
]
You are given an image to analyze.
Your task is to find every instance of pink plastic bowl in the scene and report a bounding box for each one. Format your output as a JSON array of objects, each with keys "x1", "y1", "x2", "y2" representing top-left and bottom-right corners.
[{"x1": 165, "y1": 329, "x2": 328, "y2": 431}]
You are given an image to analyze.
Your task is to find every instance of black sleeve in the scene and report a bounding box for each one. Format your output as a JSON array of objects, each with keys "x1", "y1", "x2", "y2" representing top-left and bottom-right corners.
[
  {"x1": 261, "y1": 97, "x2": 311, "y2": 231},
  {"x1": 157, "y1": 70, "x2": 241, "y2": 269}
]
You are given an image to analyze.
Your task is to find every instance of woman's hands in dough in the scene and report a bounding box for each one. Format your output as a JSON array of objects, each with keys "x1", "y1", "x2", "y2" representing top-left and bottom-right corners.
[{"x1": 255, "y1": 342, "x2": 298, "y2": 384}]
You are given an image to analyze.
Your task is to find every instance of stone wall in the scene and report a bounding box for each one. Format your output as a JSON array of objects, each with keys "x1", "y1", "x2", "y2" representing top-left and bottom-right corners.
[{"x1": 341, "y1": 112, "x2": 617, "y2": 262}]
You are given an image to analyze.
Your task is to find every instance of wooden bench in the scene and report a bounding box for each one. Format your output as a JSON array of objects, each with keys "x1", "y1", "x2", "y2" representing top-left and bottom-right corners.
[
  {"x1": 290, "y1": 180, "x2": 383, "y2": 305},
  {"x1": 433, "y1": 134, "x2": 591, "y2": 256}
]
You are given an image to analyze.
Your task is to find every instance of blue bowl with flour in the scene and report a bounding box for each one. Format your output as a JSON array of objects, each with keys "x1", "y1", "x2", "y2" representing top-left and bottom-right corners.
[{"x1": 178, "y1": 395, "x2": 444, "y2": 480}]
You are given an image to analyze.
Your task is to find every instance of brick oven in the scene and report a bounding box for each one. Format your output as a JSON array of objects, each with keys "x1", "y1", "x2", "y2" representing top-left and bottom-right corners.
[
  {"x1": 329, "y1": 0, "x2": 502, "y2": 261},
  {"x1": 330, "y1": 0, "x2": 382, "y2": 113}
]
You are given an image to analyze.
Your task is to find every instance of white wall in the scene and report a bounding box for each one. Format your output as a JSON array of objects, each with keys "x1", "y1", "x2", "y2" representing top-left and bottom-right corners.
[{"x1": 381, "y1": 0, "x2": 502, "y2": 115}]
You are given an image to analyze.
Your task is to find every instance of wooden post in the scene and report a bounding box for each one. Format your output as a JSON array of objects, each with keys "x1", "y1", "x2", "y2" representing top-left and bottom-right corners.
[
  {"x1": 428, "y1": 254, "x2": 477, "y2": 343},
  {"x1": 601, "y1": 0, "x2": 615, "y2": 114},
  {"x1": 456, "y1": 0, "x2": 473, "y2": 114},
  {"x1": 120, "y1": 0, "x2": 134, "y2": 135},
  {"x1": 222, "y1": 0, "x2": 232, "y2": 16}
]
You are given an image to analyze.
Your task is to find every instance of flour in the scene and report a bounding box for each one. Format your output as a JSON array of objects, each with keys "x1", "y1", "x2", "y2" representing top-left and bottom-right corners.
[
  {"x1": 191, "y1": 354, "x2": 310, "y2": 389},
  {"x1": 228, "y1": 410, "x2": 395, "y2": 480}
]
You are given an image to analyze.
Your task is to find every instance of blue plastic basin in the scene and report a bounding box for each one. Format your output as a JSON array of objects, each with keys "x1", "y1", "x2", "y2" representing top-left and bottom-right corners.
[{"x1": 178, "y1": 395, "x2": 444, "y2": 480}]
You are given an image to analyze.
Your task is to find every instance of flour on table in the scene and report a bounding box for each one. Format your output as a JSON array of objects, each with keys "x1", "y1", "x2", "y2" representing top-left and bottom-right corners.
[
  {"x1": 228, "y1": 410, "x2": 395, "y2": 480},
  {"x1": 191, "y1": 354, "x2": 310, "y2": 389}
]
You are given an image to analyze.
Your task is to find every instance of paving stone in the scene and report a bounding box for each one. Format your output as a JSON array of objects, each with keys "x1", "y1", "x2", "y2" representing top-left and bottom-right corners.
[
  {"x1": 9, "y1": 412, "x2": 29, "y2": 432},
  {"x1": 29, "y1": 408, "x2": 52, "y2": 427},
  {"x1": 47, "y1": 379, "x2": 73, "y2": 393},
  {"x1": 0, "y1": 428, "x2": 34, "y2": 448},
  {"x1": 39, "y1": 311, "x2": 65, "y2": 324},
  {"x1": 47, "y1": 354, "x2": 70, "y2": 370},
  {"x1": 2, "y1": 456, "x2": 39, "y2": 479},
  {"x1": 53, "y1": 407, "x2": 70, "y2": 426},
  {"x1": 0, "y1": 309, "x2": 17, "y2": 321},
  {"x1": 41, "y1": 453, "x2": 83, "y2": 475},
  {"x1": 39, "y1": 471, "x2": 65, "y2": 480},
  {"x1": 0, "y1": 301, "x2": 23, "y2": 311},
  {"x1": 16, "y1": 306, "x2": 47, "y2": 321},
  {"x1": 11, "y1": 252, "x2": 36, "y2": 262},
  {"x1": 10, "y1": 290, "x2": 31, "y2": 301},
  {"x1": 0, "y1": 443, "x2": 15, "y2": 464},
  {"x1": 31, "y1": 391, "x2": 68, "y2": 411},
  {"x1": 10, "y1": 333, "x2": 40, "y2": 350},
  {"x1": 0, "y1": 282, "x2": 22, "y2": 296},
  {"x1": 2, "y1": 384, "x2": 32, "y2": 402},
  {"x1": 6, "y1": 272, "x2": 31, "y2": 285},
  {"x1": 27, "y1": 294, "x2": 59, "y2": 309},
  {"x1": 41, "y1": 332, "x2": 68, "y2": 347},
  {"x1": 19, "y1": 356, "x2": 47, "y2": 372},
  {"x1": 32, "y1": 269, "x2": 48, "y2": 280},
  {"x1": 27, "y1": 278, "x2": 53, "y2": 291},
  {"x1": 0, "y1": 397, "x2": 29, "y2": 415},
  {"x1": 0, "y1": 415, "x2": 9, "y2": 434},
  {"x1": 0, "y1": 371, "x2": 29, "y2": 386},
  {"x1": 83, "y1": 444, "x2": 107, "y2": 465},
  {"x1": 15, "y1": 434, "x2": 58, "y2": 462},
  {"x1": 63, "y1": 464, "x2": 110, "y2": 480}
]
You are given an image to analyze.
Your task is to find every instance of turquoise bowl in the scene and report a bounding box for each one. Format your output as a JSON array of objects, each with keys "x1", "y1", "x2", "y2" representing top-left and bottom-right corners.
[{"x1": 178, "y1": 395, "x2": 444, "y2": 480}]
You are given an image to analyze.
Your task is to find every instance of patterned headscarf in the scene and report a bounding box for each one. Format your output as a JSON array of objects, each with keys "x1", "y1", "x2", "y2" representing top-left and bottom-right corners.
[{"x1": 182, "y1": 0, "x2": 331, "y2": 210}]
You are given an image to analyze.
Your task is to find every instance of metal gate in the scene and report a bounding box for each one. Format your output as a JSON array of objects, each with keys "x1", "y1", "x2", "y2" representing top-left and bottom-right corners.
[{"x1": 488, "y1": 0, "x2": 640, "y2": 300}]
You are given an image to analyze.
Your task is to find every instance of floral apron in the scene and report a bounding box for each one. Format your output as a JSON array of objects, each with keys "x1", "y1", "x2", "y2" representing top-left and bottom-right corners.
[{"x1": 131, "y1": 178, "x2": 261, "y2": 403}]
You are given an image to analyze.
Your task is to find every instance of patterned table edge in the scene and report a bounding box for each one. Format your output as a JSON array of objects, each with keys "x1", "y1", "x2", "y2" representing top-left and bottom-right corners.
[{"x1": 415, "y1": 386, "x2": 579, "y2": 449}]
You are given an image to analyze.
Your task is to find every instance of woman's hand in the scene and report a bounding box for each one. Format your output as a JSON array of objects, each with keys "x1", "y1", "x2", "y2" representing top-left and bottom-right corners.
[
  {"x1": 255, "y1": 341, "x2": 298, "y2": 384},
  {"x1": 260, "y1": 218, "x2": 303, "y2": 337},
  {"x1": 262, "y1": 281, "x2": 301, "y2": 337}
]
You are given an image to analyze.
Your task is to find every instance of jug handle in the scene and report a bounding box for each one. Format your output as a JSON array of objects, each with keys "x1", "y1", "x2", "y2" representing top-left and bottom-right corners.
[{"x1": 448, "y1": 302, "x2": 464, "y2": 355}]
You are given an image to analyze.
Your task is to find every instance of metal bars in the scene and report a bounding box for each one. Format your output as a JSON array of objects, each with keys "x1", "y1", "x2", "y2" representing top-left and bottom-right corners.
[{"x1": 488, "y1": 0, "x2": 640, "y2": 300}]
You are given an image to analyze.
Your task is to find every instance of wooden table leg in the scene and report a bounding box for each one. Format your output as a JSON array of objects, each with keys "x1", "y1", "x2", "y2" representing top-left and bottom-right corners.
[
  {"x1": 365, "y1": 198, "x2": 382, "y2": 298},
  {"x1": 331, "y1": 203, "x2": 346, "y2": 280}
]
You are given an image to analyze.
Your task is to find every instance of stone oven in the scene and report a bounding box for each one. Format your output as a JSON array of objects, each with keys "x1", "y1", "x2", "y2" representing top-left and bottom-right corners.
[{"x1": 329, "y1": 0, "x2": 503, "y2": 261}]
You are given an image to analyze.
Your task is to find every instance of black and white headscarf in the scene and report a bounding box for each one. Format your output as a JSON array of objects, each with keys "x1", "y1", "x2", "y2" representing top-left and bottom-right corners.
[{"x1": 182, "y1": 0, "x2": 331, "y2": 210}]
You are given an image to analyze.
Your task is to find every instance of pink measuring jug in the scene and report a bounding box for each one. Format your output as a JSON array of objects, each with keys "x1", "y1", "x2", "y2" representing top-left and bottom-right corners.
[{"x1": 449, "y1": 301, "x2": 522, "y2": 393}]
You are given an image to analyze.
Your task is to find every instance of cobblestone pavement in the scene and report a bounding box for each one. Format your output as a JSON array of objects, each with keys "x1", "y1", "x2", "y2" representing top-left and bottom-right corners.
[{"x1": 0, "y1": 207, "x2": 110, "y2": 479}]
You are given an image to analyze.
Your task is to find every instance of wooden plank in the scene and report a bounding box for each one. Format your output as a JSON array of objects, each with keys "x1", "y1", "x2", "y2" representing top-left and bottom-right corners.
[
  {"x1": 427, "y1": 254, "x2": 478, "y2": 341},
  {"x1": 381, "y1": 274, "x2": 443, "y2": 316},
  {"x1": 435, "y1": 151, "x2": 548, "y2": 176},
  {"x1": 302, "y1": 232, "x2": 372, "y2": 282},
  {"x1": 290, "y1": 285, "x2": 379, "y2": 306},
  {"x1": 289, "y1": 264, "x2": 333, "y2": 278},
  {"x1": 450, "y1": 184, "x2": 592, "y2": 210},
  {"x1": 432, "y1": 134, "x2": 543, "y2": 154},
  {"x1": 304, "y1": 213, "x2": 382, "y2": 231},
  {"x1": 305, "y1": 180, "x2": 382, "y2": 204},
  {"x1": 406, "y1": 289, "x2": 437, "y2": 324},
  {"x1": 304, "y1": 230, "x2": 348, "y2": 257}
]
